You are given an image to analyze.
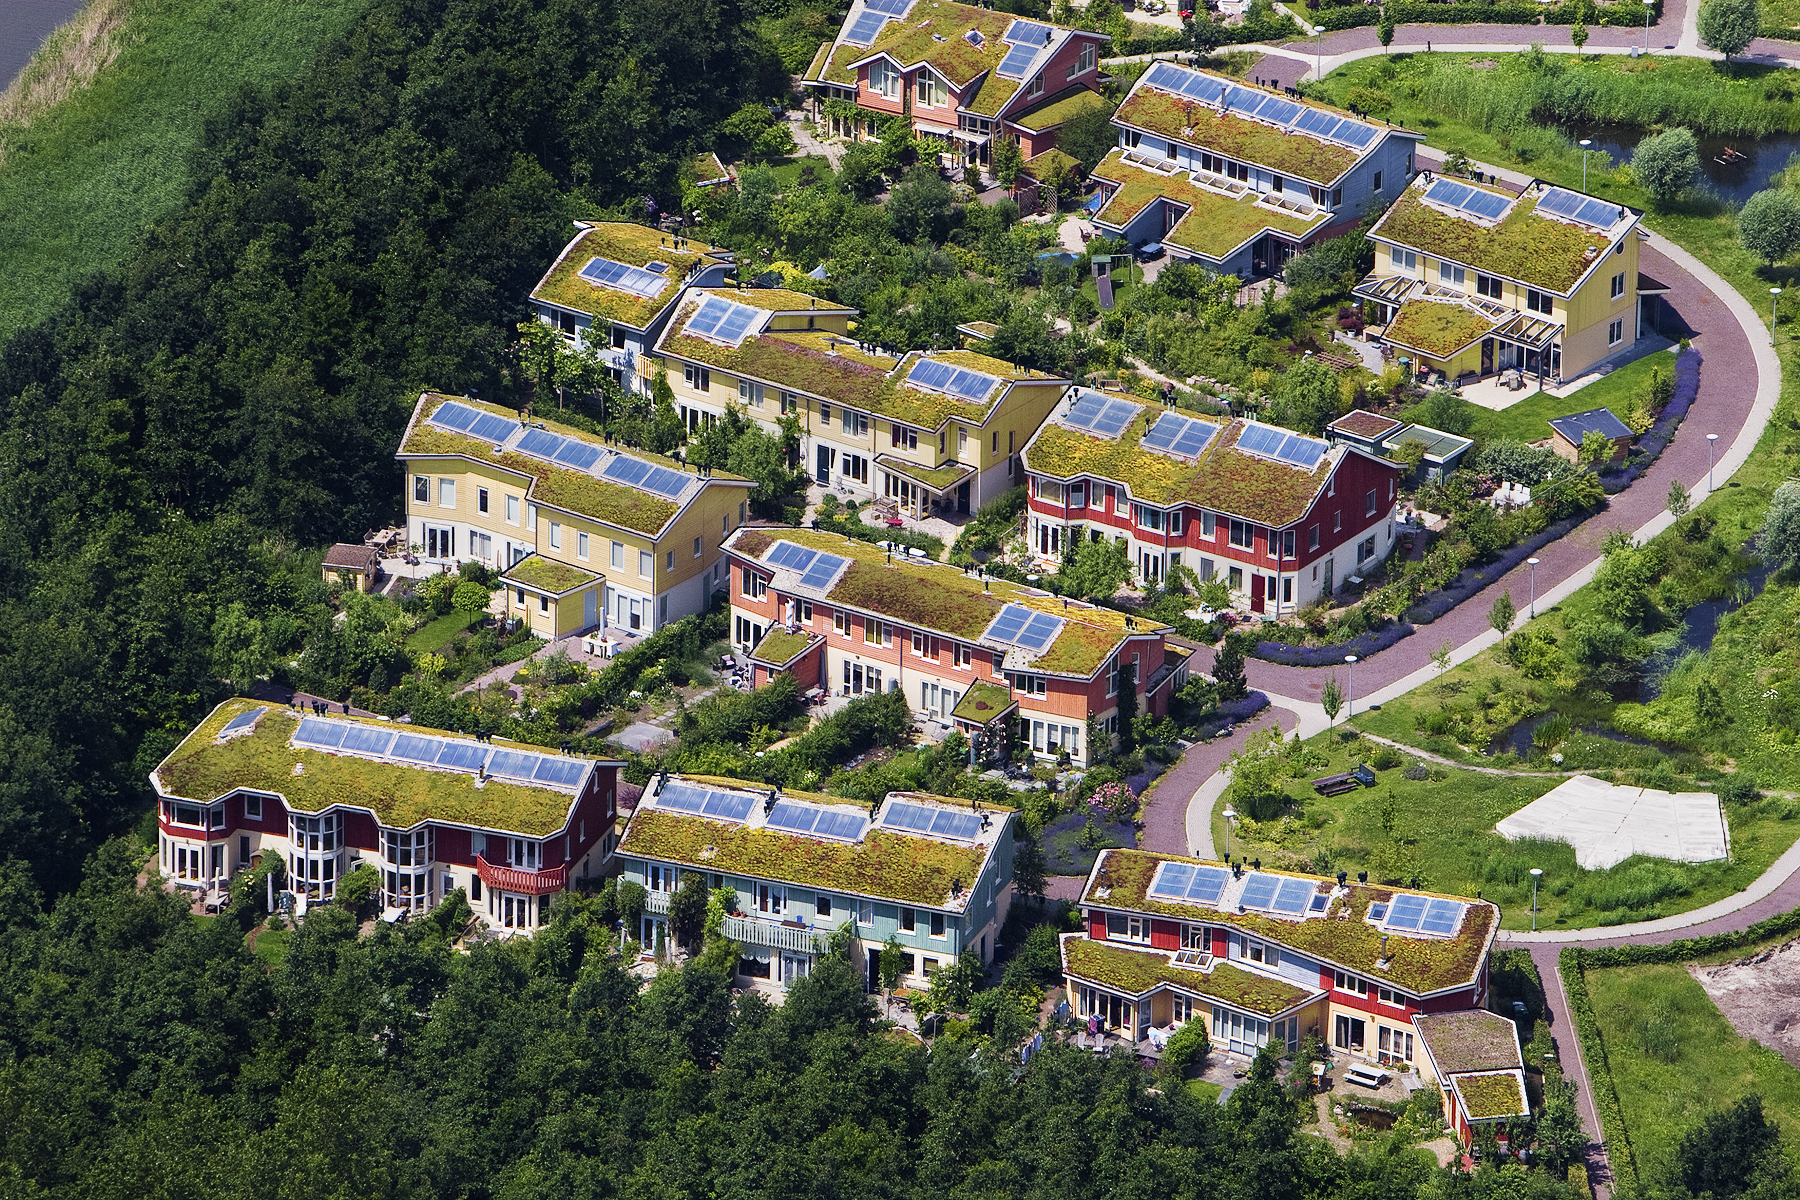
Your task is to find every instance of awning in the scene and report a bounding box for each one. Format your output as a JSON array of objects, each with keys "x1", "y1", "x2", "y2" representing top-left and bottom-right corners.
[
  {"x1": 1082, "y1": 190, "x2": 1106, "y2": 213},
  {"x1": 1636, "y1": 271, "x2": 1672, "y2": 295},
  {"x1": 1353, "y1": 272, "x2": 1418, "y2": 306},
  {"x1": 944, "y1": 126, "x2": 991, "y2": 146},
  {"x1": 1493, "y1": 311, "x2": 1562, "y2": 351},
  {"x1": 874, "y1": 452, "x2": 976, "y2": 494},
  {"x1": 1141, "y1": 241, "x2": 1163, "y2": 254}
]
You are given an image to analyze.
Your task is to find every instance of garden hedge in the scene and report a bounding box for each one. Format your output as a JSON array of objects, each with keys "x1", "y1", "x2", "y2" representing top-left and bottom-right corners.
[
  {"x1": 1598, "y1": 349, "x2": 1700, "y2": 495},
  {"x1": 1307, "y1": 0, "x2": 1663, "y2": 28},
  {"x1": 1252, "y1": 620, "x2": 1414, "y2": 665},
  {"x1": 1560, "y1": 947, "x2": 1641, "y2": 1191}
]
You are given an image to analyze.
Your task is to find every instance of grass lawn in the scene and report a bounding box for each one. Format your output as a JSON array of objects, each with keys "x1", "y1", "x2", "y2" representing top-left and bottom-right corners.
[
  {"x1": 251, "y1": 927, "x2": 291, "y2": 965},
  {"x1": 1186, "y1": 1078, "x2": 1225, "y2": 1104},
  {"x1": 1401, "y1": 347, "x2": 1676, "y2": 446},
  {"x1": 405, "y1": 611, "x2": 478, "y2": 654},
  {"x1": 764, "y1": 154, "x2": 833, "y2": 190},
  {"x1": 0, "y1": 0, "x2": 374, "y2": 338},
  {"x1": 1585, "y1": 959, "x2": 1800, "y2": 1186}
]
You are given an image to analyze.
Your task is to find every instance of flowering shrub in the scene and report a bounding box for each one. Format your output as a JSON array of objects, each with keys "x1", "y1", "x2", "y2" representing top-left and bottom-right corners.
[{"x1": 1087, "y1": 781, "x2": 1137, "y2": 821}]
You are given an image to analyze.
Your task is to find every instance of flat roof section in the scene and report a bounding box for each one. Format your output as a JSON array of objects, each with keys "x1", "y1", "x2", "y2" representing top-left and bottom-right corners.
[{"x1": 1495, "y1": 775, "x2": 1728, "y2": 869}]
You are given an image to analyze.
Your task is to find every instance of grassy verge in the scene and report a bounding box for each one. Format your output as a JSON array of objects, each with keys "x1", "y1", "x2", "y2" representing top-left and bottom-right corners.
[
  {"x1": 0, "y1": 0, "x2": 374, "y2": 337},
  {"x1": 1580, "y1": 955, "x2": 1800, "y2": 1187},
  {"x1": 405, "y1": 611, "x2": 479, "y2": 655}
]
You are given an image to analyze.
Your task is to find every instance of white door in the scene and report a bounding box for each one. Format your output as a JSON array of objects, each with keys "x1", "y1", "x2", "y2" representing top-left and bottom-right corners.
[{"x1": 583, "y1": 587, "x2": 598, "y2": 628}]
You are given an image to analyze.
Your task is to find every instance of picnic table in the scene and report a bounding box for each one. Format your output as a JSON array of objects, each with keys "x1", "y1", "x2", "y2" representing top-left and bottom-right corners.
[
  {"x1": 1312, "y1": 764, "x2": 1377, "y2": 796},
  {"x1": 1343, "y1": 1063, "x2": 1388, "y2": 1089}
]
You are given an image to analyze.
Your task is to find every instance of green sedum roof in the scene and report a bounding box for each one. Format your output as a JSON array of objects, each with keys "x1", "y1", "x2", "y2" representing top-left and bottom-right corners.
[
  {"x1": 399, "y1": 394, "x2": 748, "y2": 536},
  {"x1": 531, "y1": 222, "x2": 725, "y2": 329},
  {"x1": 1383, "y1": 299, "x2": 1499, "y2": 360},
  {"x1": 1062, "y1": 935, "x2": 1315, "y2": 1015},
  {"x1": 699, "y1": 286, "x2": 853, "y2": 313},
  {"x1": 751, "y1": 626, "x2": 817, "y2": 666},
  {"x1": 727, "y1": 525, "x2": 1164, "y2": 678},
  {"x1": 1115, "y1": 86, "x2": 1361, "y2": 185},
  {"x1": 502, "y1": 554, "x2": 600, "y2": 596},
  {"x1": 951, "y1": 678, "x2": 1015, "y2": 723},
  {"x1": 1370, "y1": 180, "x2": 1629, "y2": 295},
  {"x1": 1091, "y1": 150, "x2": 1325, "y2": 262},
  {"x1": 876, "y1": 453, "x2": 975, "y2": 491},
  {"x1": 157, "y1": 700, "x2": 595, "y2": 836},
  {"x1": 1010, "y1": 85, "x2": 1112, "y2": 133},
  {"x1": 618, "y1": 807, "x2": 991, "y2": 907},
  {"x1": 1084, "y1": 849, "x2": 1496, "y2": 995},
  {"x1": 1453, "y1": 1071, "x2": 1529, "y2": 1121}
]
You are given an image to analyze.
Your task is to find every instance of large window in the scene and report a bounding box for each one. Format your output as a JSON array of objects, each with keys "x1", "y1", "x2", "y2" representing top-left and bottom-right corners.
[
  {"x1": 1229, "y1": 519, "x2": 1253, "y2": 549},
  {"x1": 289, "y1": 814, "x2": 341, "y2": 900},
  {"x1": 915, "y1": 69, "x2": 947, "y2": 107},
  {"x1": 382, "y1": 827, "x2": 435, "y2": 910}
]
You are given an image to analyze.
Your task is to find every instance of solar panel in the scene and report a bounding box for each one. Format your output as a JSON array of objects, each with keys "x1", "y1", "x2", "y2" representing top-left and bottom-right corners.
[
  {"x1": 1016, "y1": 610, "x2": 1063, "y2": 652},
  {"x1": 432, "y1": 401, "x2": 479, "y2": 431},
  {"x1": 468, "y1": 412, "x2": 517, "y2": 444},
  {"x1": 701, "y1": 790, "x2": 756, "y2": 821},
  {"x1": 1425, "y1": 178, "x2": 1473, "y2": 208},
  {"x1": 1148, "y1": 862, "x2": 1195, "y2": 898},
  {"x1": 929, "y1": 808, "x2": 982, "y2": 839},
  {"x1": 865, "y1": 0, "x2": 911, "y2": 14},
  {"x1": 517, "y1": 428, "x2": 564, "y2": 459},
  {"x1": 1235, "y1": 424, "x2": 1286, "y2": 457},
  {"x1": 294, "y1": 717, "x2": 346, "y2": 748},
  {"x1": 640, "y1": 466, "x2": 689, "y2": 498},
  {"x1": 533, "y1": 757, "x2": 588, "y2": 787},
  {"x1": 1240, "y1": 872, "x2": 1280, "y2": 910},
  {"x1": 602, "y1": 456, "x2": 650, "y2": 487},
  {"x1": 1385, "y1": 893, "x2": 1429, "y2": 931},
  {"x1": 1005, "y1": 18, "x2": 1051, "y2": 42},
  {"x1": 985, "y1": 603, "x2": 1031, "y2": 644},
  {"x1": 1535, "y1": 187, "x2": 1586, "y2": 220},
  {"x1": 339, "y1": 725, "x2": 395, "y2": 755},
  {"x1": 1064, "y1": 391, "x2": 1109, "y2": 431},
  {"x1": 768, "y1": 541, "x2": 819, "y2": 572},
  {"x1": 767, "y1": 801, "x2": 822, "y2": 834},
  {"x1": 816, "y1": 810, "x2": 868, "y2": 840},
  {"x1": 844, "y1": 9, "x2": 887, "y2": 43},
  {"x1": 1421, "y1": 898, "x2": 1465, "y2": 935},
  {"x1": 1292, "y1": 107, "x2": 1338, "y2": 137},
  {"x1": 659, "y1": 782, "x2": 708, "y2": 813},
  {"x1": 884, "y1": 801, "x2": 934, "y2": 832},
  {"x1": 1092, "y1": 398, "x2": 1139, "y2": 436},
  {"x1": 1255, "y1": 97, "x2": 1301, "y2": 125},
  {"x1": 1172, "y1": 420, "x2": 1216, "y2": 457},
  {"x1": 908, "y1": 357, "x2": 997, "y2": 402},
  {"x1": 997, "y1": 42, "x2": 1039, "y2": 79},
  {"x1": 391, "y1": 734, "x2": 440, "y2": 763},
  {"x1": 798, "y1": 552, "x2": 846, "y2": 590},
  {"x1": 1272, "y1": 876, "x2": 1315, "y2": 915},
  {"x1": 715, "y1": 304, "x2": 759, "y2": 343},
  {"x1": 1463, "y1": 190, "x2": 1511, "y2": 220},
  {"x1": 1224, "y1": 86, "x2": 1262, "y2": 114},
  {"x1": 1276, "y1": 432, "x2": 1327, "y2": 468},
  {"x1": 1143, "y1": 61, "x2": 1184, "y2": 92},
  {"x1": 1141, "y1": 413, "x2": 1181, "y2": 451},
  {"x1": 1575, "y1": 198, "x2": 1620, "y2": 228},
  {"x1": 553, "y1": 439, "x2": 603, "y2": 471},
  {"x1": 577, "y1": 257, "x2": 668, "y2": 299},
  {"x1": 219, "y1": 707, "x2": 266, "y2": 734},
  {"x1": 486, "y1": 750, "x2": 540, "y2": 780},
  {"x1": 1333, "y1": 120, "x2": 1378, "y2": 148},
  {"x1": 686, "y1": 295, "x2": 732, "y2": 338},
  {"x1": 1146, "y1": 861, "x2": 1232, "y2": 904},
  {"x1": 435, "y1": 741, "x2": 487, "y2": 771}
]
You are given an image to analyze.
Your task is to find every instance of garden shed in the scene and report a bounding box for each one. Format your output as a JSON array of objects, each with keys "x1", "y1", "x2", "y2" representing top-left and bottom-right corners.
[
  {"x1": 322, "y1": 543, "x2": 380, "y2": 593},
  {"x1": 1547, "y1": 407, "x2": 1632, "y2": 465}
]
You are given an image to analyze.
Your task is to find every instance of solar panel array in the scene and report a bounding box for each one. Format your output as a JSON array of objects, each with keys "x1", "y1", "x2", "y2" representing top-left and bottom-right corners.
[
  {"x1": 1140, "y1": 411, "x2": 1219, "y2": 458},
  {"x1": 1062, "y1": 391, "x2": 1141, "y2": 437},
  {"x1": 686, "y1": 294, "x2": 762, "y2": 344},
  {"x1": 864, "y1": 0, "x2": 912, "y2": 14},
  {"x1": 1422, "y1": 178, "x2": 1512, "y2": 222},
  {"x1": 766, "y1": 801, "x2": 869, "y2": 841},
  {"x1": 1535, "y1": 186, "x2": 1624, "y2": 230},
  {"x1": 983, "y1": 603, "x2": 1064, "y2": 652},
  {"x1": 907, "y1": 357, "x2": 1000, "y2": 403},
  {"x1": 884, "y1": 800, "x2": 983, "y2": 840},
  {"x1": 996, "y1": 41, "x2": 1042, "y2": 79},
  {"x1": 799, "y1": 553, "x2": 847, "y2": 590},
  {"x1": 1139, "y1": 62, "x2": 1380, "y2": 150},
  {"x1": 657, "y1": 781, "x2": 759, "y2": 822},
  {"x1": 1385, "y1": 893, "x2": 1465, "y2": 936},
  {"x1": 599, "y1": 453, "x2": 690, "y2": 499},
  {"x1": 1147, "y1": 861, "x2": 1232, "y2": 905},
  {"x1": 844, "y1": 10, "x2": 890, "y2": 44},
  {"x1": 764, "y1": 541, "x2": 848, "y2": 590},
  {"x1": 1234, "y1": 423, "x2": 1328, "y2": 469},
  {"x1": 430, "y1": 400, "x2": 520, "y2": 446},
  {"x1": 577, "y1": 256, "x2": 668, "y2": 299},
  {"x1": 1238, "y1": 872, "x2": 1317, "y2": 916},
  {"x1": 1004, "y1": 18, "x2": 1052, "y2": 42},
  {"x1": 292, "y1": 717, "x2": 590, "y2": 787},
  {"x1": 219, "y1": 706, "x2": 268, "y2": 735}
]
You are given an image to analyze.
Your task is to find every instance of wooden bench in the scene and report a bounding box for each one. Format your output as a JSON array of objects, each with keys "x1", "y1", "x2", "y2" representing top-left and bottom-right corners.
[
  {"x1": 1343, "y1": 1064, "x2": 1388, "y2": 1089},
  {"x1": 1312, "y1": 764, "x2": 1377, "y2": 796}
]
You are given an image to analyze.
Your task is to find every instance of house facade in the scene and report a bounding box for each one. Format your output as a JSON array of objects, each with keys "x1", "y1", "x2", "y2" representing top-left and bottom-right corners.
[
  {"x1": 653, "y1": 288, "x2": 1070, "y2": 516},
  {"x1": 1020, "y1": 390, "x2": 1403, "y2": 614},
  {"x1": 802, "y1": 0, "x2": 1109, "y2": 172},
  {"x1": 529, "y1": 221, "x2": 733, "y2": 395},
  {"x1": 397, "y1": 392, "x2": 754, "y2": 639},
  {"x1": 1359, "y1": 175, "x2": 1647, "y2": 386},
  {"x1": 721, "y1": 525, "x2": 1186, "y2": 762},
  {"x1": 1413, "y1": 1009, "x2": 1531, "y2": 1146},
  {"x1": 1068, "y1": 849, "x2": 1509, "y2": 1090},
  {"x1": 1091, "y1": 64, "x2": 1422, "y2": 279},
  {"x1": 153, "y1": 700, "x2": 621, "y2": 934},
  {"x1": 1324, "y1": 411, "x2": 1472, "y2": 484},
  {"x1": 617, "y1": 773, "x2": 1015, "y2": 989}
]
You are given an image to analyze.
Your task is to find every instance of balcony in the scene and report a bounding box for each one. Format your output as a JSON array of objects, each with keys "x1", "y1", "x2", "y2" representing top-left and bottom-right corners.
[
  {"x1": 475, "y1": 855, "x2": 567, "y2": 896},
  {"x1": 723, "y1": 913, "x2": 824, "y2": 953},
  {"x1": 644, "y1": 889, "x2": 672, "y2": 914}
]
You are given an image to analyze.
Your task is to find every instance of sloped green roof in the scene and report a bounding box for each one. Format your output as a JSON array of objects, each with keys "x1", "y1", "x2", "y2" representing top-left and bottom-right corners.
[
  {"x1": 1370, "y1": 181, "x2": 1629, "y2": 295},
  {"x1": 1091, "y1": 150, "x2": 1326, "y2": 262},
  {"x1": 1062, "y1": 936, "x2": 1315, "y2": 1015},
  {"x1": 1010, "y1": 85, "x2": 1111, "y2": 132},
  {"x1": 502, "y1": 555, "x2": 600, "y2": 596},
  {"x1": 1115, "y1": 86, "x2": 1360, "y2": 186},
  {"x1": 531, "y1": 222, "x2": 725, "y2": 328},
  {"x1": 1384, "y1": 299, "x2": 1499, "y2": 360}
]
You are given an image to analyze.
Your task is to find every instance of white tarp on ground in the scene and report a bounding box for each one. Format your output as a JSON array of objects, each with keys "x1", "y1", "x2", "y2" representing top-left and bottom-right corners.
[{"x1": 1495, "y1": 774, "x2": 1729, "y2": 869}]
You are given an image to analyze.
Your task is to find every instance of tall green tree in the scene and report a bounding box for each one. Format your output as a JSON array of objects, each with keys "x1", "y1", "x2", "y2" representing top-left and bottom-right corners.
[
  {"x1": 1632, "y1": 127, "x2": 1701, "y2": 205},
  {"x1": 1698, "y1": 0, "x2": 1760, "y2": 59},
  {"x1": 1738, "y1": 187, "x2": 1800, "y2": 264}
]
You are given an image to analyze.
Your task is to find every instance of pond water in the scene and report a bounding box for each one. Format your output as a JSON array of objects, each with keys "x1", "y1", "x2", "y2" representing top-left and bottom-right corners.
[
  {"x1": 1640, "y1": 547, "x2": 1774, "y2": 698},
  {"x1": 1569, "y1": 125, "x2": 1800, "y2": 205},
  {"x1": 1346, "y1": 1106, "x2": 1398, "y2": 1132},
  {"x1": 0, "y1": 0, "x2": 88, "y2": 92},
  {"x1": 1487, "y1": 714, "x2": 1671, "y2": 758}
]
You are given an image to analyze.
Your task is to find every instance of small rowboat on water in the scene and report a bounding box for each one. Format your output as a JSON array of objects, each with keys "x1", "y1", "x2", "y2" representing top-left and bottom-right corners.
[{"x1": 1717, "y1": 146, "x2": 1747, "y2": 165}]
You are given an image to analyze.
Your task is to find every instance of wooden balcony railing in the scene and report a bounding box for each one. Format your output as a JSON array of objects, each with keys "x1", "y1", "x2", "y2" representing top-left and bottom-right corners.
[{"x1": 475, "y1": 855, "x2": 567, "y2": 896}]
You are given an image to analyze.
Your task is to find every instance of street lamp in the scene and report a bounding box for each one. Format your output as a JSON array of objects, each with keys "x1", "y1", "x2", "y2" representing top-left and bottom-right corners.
[
  {"x1": 1707, "y1": 432, "x2": 1720, "y2": 491},
  {"x1": 1223, "y1": 805, "x2": 1238, "y2": 861},
  {"x1": 1345, "y1": 654, "x2": 1357, "y2": 719},
  {"x1": 1643, "y1": 0, "x2": 1654, "y2": 54},
  {"x1": 1527, "y1": 556, "x2": 1540, "y2": 619},
  {"x1": 1313, "y1": 24, "x2": 1324, "y2": 85},
  {"x1": 1579, "y1": 139, "x2": 1592, "y2": 191},
  {"x1": 1530, "y1": 867, "x2": 1543, "y2": 932},
  {"x1": 1773, "y1": 287, "x2": 1784, "y2": 342}
]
